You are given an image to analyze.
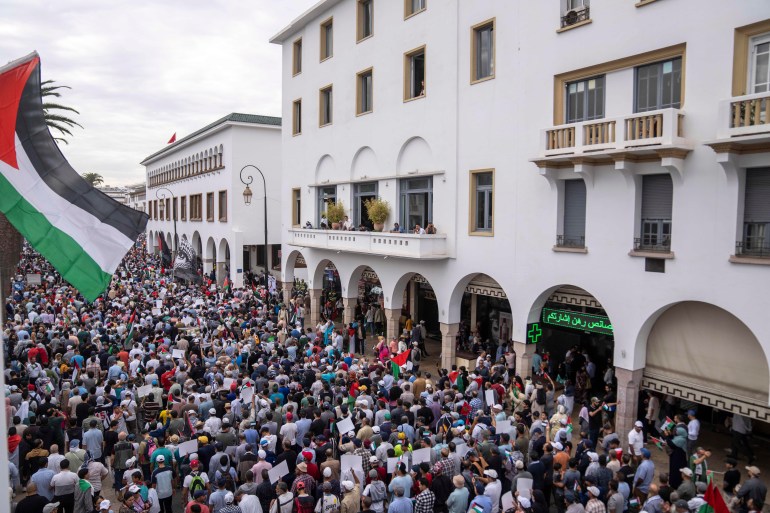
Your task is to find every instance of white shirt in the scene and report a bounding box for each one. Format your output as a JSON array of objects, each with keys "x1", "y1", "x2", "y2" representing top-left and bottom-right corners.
[
  {"x1": 484, "y1": 479, "x2": 502, "y2": 513},
  {"x1": 687, "y1": 419, "x2": 700, "y2": 440},
  {"x1": 628, "y1": 428, "x2": 644, "y2": 454}
]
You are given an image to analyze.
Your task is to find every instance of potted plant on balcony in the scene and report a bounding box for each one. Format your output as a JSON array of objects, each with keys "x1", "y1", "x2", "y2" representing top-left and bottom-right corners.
[
  {"x1": 325, "y1": 201, "x2": 346, "y2": 230},
  {"x1": 364, "y1": 197, "x2": 390, "y2": 232}
]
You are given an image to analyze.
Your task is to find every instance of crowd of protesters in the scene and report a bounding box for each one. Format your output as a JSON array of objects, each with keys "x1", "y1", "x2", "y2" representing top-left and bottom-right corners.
[{"x1": 4, "y1": 238, "x2": 767, "y2": 513}]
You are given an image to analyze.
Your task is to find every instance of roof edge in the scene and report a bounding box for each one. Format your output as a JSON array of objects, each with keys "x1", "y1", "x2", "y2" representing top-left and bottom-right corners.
[{"x1": 269, "y1": 0, "x2": 342, "y2": 44}]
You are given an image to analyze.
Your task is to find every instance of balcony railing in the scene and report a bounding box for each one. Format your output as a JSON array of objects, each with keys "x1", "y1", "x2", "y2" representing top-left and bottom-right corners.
[
  {"x1": 634, "y1": 237, "x2": 671, "y2": 253},
  {"x1": 542, "y1": 108, "x2": 686, "y2": 157},
  {"x1": 288, "y1": 228, "x2": 449, "y2": 259},
  {"x1": 716, "y1": 92, "x2": 770, "y2": 139},
  {"x1": 561, "y1": 6, "x2": 590, "y2": 28},
  {"x1": 556, "y1": 235, "x2": 585, "y2": 248},
  {"x1": 735, "y1": 240, "x2": 770, "y2": 258}
]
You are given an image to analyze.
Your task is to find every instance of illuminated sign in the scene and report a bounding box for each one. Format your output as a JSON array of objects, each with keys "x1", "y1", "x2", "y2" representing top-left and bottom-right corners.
[
  {"x1": 527, "y1": 323, "x2": 542, "y2": 344},
  {"x1": 542, "y1": 308, "x2": 613, "y2": 335}
]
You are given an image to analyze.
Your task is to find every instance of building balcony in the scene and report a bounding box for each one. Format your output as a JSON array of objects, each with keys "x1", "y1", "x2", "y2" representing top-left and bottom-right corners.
[
  {"x1": 288, "y1": 228, "x2": 449, "y2": 259},
  {"x1": 706, "y1": 93, "x2": 770, "y2": 156},
  {"x1": 540, "y1": 109, "x2": 691, "y2": 161}
]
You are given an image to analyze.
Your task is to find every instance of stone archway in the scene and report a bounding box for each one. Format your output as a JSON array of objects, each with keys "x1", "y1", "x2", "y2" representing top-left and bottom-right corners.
[{"x1": 641, "y1": 301, "x2": 770, "y2": 421}]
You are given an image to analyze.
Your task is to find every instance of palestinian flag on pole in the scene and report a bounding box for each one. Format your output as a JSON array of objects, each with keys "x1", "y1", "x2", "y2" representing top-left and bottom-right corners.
[
  {"x1": 662, "y1": 417, "x2": 676, "y2": 432},
  {"x1": 391, "y1": 349, "x2": 410, "y2": 378},
  {"x1": 0, "y1": 53, "x2": 147, "y2": 301},
  {"x1": 223, "y1": 275, "x2": 231, "y2": 293},
  {"x1": 702, "y1": 481, "x2": 729, "y2": 513},
  {"x1": 125, "y1": 309, "x2": 137, "y2": 344}
]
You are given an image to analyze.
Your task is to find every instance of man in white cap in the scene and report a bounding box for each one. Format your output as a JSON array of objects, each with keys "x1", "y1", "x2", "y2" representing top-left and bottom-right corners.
[
  {"x1": 676, "y1": 468, "x2": 696, "y2": 501},
  {"x1": 98, "y1": 499, "x2": 112, "y2": 513},
  {"x1": 340, "y1": 472, "x2": 361, "y2": 513},
  {"x1": 480, "y1": 469, "x2": 502, "y2": 513},
  {"x1": 628, "y1": 421, "x2": 645, "y2": 462},
  {"x1": 585, "y1": 486, "x2": 606, "y2": 513},
  {"x1": 205, "y1": 407, "x2": 223, "y2": 434},
  {"x1": 220, "y1": 491, "x2": 241, "y2": 513},
  {"x1": 151, "y1": 454, "x2": 174, "y2": 513}
]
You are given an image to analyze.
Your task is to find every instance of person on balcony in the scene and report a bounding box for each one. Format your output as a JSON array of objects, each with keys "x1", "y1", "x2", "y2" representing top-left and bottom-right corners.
[
  {"x1": 390, "y1": 223, "x2": 404, "y2": 233},
  {"x1": 413, "y1": 225, "x2": 426, "y2": 235},
  {"x1": 425, "y1": 222, "x2": 436, "y2": 234}
]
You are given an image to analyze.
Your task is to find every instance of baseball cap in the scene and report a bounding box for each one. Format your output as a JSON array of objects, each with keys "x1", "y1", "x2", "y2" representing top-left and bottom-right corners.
[
  {"x1": 640, "y1": 448, "x2": 651, "y2": 458},
  {"x1": 587, "y1": 486, "x2": 600, "y2": 497},
  {"x1": 680, "y1": 468, "x2": 693, "y2": 477},
  {"x1": 225, "y1": 492, "x2": 235, "y2": 504},
  {"x1": 483, "y1": 469, "x2": 498, "y2": 479},
  {"x1": 746, "y1": 466, "x2": 761, "y2": 475},
  {"x1": 209, "y1": 408, "x2": 217, "y2": 414},
  {"x1": 518, "y1": 498, "x2": 532, "y2": 509},
  {"x1": 634, "y1": 420, "x2": 644, "y2": 427},
  {"x1": 194, "y1": 490, "x2": 207, "y2": 498},
  {"x1": 341, "y1": 481, "x2": 354, "y2": 492},
  {"x1": 99, "y1": 500, "x2": 111, "y2": 510},
  {"x1": 675, "y1": 500, "x2": 689, "y2": 510},
  {"x1": 156, "y1": 455, "x2": 165, "y2": 462},
  {"x1": 43, "y1": 503, "x2": 61, "y2": 513}
]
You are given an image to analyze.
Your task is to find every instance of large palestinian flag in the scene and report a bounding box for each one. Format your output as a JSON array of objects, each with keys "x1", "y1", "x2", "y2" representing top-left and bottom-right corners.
[{"x1": 0, "y1": 52, "x2": 147, "y2": 301}]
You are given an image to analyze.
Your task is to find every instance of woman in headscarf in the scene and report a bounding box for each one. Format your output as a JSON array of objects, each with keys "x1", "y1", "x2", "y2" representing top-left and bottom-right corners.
[
  {"x1": 7, "y1": 426, "x2": 21, "y2": 469},
  {"x1": 549, "y1": 404, "x2": 568, "y2": 439},
  {"x1": 5, "y1": 397, "x2": 16, "y2": 429},
  {"x1": 665, "y1": 425, "x2": 689, "y2": 488}
]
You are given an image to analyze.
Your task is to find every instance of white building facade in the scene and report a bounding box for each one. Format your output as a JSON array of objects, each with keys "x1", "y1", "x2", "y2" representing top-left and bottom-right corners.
[
  {"x1": 272, "y1": 0, "x2": 770, "y2": 437},
  {"x1": 142, "y1": 113, "x2": 282, "y2": 287},
  {"x1": 125, "y1": 183, "x2": 147, "y2": 213}
]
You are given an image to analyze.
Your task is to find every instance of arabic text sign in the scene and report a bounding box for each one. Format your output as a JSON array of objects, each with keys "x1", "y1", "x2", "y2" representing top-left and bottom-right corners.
[{"x1": 541, "y1": 308, "x2": 613, "y2": 335}]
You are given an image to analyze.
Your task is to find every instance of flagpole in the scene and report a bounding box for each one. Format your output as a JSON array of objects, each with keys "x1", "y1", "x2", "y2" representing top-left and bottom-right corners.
[{"x1": 0, "y1": 267, "x2": 12, "y2": 510}]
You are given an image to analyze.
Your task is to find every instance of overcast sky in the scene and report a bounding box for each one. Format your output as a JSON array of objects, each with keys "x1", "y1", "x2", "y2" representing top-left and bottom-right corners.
[{"x1": 0, "y1": 0, "x2": 318, "y2": 186}]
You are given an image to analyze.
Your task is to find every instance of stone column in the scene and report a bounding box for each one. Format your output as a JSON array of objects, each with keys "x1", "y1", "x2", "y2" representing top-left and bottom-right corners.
[
  {"x1": 343, "y1": 298, "x2": 357, "y2": 326},
  {"x1": 282, "y1": 281, "x2": 293, "y2": 306},
  {"x1": 308, "y1": 288, "x2": 322, "y2": 329},
  {"x1": 216, "y1": 262, "x2": 227, "y2": 286},
  {"x1": 440, "y1": 323, "x2": 459, "y2": 370},
  {"x1": 513, "y1": 340, "x2": 536, "y2": 377},
  {"x1": 384, "y1": 308, "x2": 401, "y2": 340},
  {"x1": 615, "y1": 367, "x2": 644, "y2": 449},
  {"x1": 470, "y1": 294, "x2": 478, "y2": 328}
]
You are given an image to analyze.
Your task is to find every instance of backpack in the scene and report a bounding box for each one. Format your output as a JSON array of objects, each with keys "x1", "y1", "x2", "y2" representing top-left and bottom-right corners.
[
  {"x1": 114, "y1": 441, "x2": 134, "y2": 470},
  {"x1": 140, "y1": 438, "x2": 157, "y2": 463},
  {"x1": 188, "y1": 471, "x2": 206, "y2": 496}
]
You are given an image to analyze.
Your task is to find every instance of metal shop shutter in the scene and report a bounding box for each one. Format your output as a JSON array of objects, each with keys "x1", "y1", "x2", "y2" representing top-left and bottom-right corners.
[
  {"x1": 564, "y1": 179, "x2": 587, "y2": 239},
  {"x1": 744, "y1": 168, "x2": 770, "y2": 222},
  {"x1": 641, "y1": 174, "x2": 673, "y2": 219}
]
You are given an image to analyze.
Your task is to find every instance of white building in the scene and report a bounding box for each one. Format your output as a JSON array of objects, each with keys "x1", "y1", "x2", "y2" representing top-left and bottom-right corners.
[
  {"x1": 141, "y1": 113, "x2": 282, "y2": 287},
  {"x1": 97, "y1": 185, "x2": 128, "y2": 204},
  {"x1": 125, "y1": 183, "x2": 147, "y2": 213},
  {"x1": 272, "y1": 1, "x2": 770, "y2": 436}
]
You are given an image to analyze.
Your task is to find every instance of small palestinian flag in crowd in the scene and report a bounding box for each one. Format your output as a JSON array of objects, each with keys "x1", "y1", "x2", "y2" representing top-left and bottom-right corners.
[
  {"x1": 649, "y1": 436, "x2": 665, "y2": 450},
  {"x1": 223, "y1": 275, "x2": 231, "y2": 293},
  {"x1": 662, "y1": 417, "x2": 676, "y2": 431},
  {"x1": 391, "y1": 350, "x2": 411, "y2": 379},
  {"x1": 0, "y1": 52, "x2": 147, "y2": 301}
]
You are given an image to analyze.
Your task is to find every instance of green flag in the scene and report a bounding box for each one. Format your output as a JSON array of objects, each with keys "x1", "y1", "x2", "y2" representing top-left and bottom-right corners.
[{"x1": 392, "y1": 361, "x2": 400, "y2": 379}]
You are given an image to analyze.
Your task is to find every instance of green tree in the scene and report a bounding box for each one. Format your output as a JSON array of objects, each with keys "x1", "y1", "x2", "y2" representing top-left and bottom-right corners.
[
  {"x1": 81, "y1": 172, "x2": 104, "y2": 186},
  {"x1": 42, "y1": 79, "x2": 82, "y2": 144}
]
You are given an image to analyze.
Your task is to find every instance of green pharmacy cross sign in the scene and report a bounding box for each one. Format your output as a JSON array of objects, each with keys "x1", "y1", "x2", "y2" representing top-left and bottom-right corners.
[
  {"x1": 542, "y1": 308, "x2": 613, "y2": 335},
  {"x1": 527, "y1": 323, "x2": 542, "y2": 344}
]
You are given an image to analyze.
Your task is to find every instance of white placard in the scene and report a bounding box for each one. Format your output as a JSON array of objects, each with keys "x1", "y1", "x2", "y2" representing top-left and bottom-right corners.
[
  {"x1": 336, "y1": 416, "x2": 355, "y2": 435},
  {"x1": 26, "y1": 273, "x2": 41, "y2": 286},
  {"x1": 387, "y1": 457, "x2": 400, "y2": 474},
  {"x1": 485, "y1": 390, "x2": 496, "y2": 407},
  {"x1": 172, "y1": 349, "x2": 185, "y2": 359},
  {"x1": 456, "y1": 443, "x2": 471, "y2": 458},
  {"x1": 517, "y1": 477, "x2": 533, "y2": 500},
  {"x1": 152, "y1": 308, "x2": 161, "y2": 316},
  {"x1": 156, "y1": 300, "x2": 163, "y2": 309},
  {"x1": 502, "y1": 492, "x2": 514, "y2": 512},
  {"x1": 411, "y1": 448, "x2": 432, "y2": 465},
  {"x1": 406, "y1": 361, "x2": 414, "y2": 371},
  {"x1": 177, "y1": 439, "x2": 198, "y2": 457},
  {"x1": 136, "y1": 385, "x2": 152, "y2": 398},
  {"x1": 341, "y1": 454, "x2": 364, "y2": 484},
  {"x1": 496, "y1": 420, "x2": 512, "y2": 435},
  {"x1": 223, "y1": 378, "x2": 235, "y2": 390},
  {"x1": 268, "y1": 460, "x2": 289, "y2": 484},
  {"x1": 241, "y1": 387, "x2": 254, "y2": 403}
]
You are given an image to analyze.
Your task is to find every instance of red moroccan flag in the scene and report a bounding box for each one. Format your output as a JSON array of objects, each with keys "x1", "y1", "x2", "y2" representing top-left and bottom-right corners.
[
  {"x1": 703, "y1": 481, "x2": 730, "y2": 513},
  {"x1": 167, "y1": 133, "x2": 176, "y2": 144}
]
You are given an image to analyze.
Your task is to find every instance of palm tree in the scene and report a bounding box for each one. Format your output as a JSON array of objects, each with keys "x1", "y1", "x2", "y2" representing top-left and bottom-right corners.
[
  {"x1": 81, "y1": 172, "x2": 104, "y2": 186},
  {"x1": 42, "y1": 79, "x2": 82, "y2": 144}
]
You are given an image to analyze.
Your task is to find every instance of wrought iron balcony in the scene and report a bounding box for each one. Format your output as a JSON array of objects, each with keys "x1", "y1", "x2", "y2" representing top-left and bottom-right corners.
[
  {"x1": 634, "y1": 237, "x2": 671, "y2": 253},
  {"x1": 556, "y1": 235, "x2": 585, "y2": 248},
  {"x1": 735, "y1": 240, "x2": 770, "y2": 258},
  {"x1": 561, "y1": 6, "x2": 590, "y2": 28}
]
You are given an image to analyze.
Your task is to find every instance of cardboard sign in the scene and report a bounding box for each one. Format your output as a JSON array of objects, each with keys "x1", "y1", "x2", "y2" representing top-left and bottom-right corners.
[
  {"x1": 485, "y1": 390, "x2": 496, "y2": 407},
  {"x1": 411, "y1": 448, "x2": 432, "y2": 465},
  {"x1": 517, "y1": 477, "x2": 533, "y2": 499},
  {"x1": 496, "y1": 420, "x2": 512, "y2": 435},
  {"x1": 336, "y1": 416, "x2": 355, "y2": 435},
  {"x1": 177, "y1": 440, "x2": 198, "y2": 457},
  {"x1": 136, "y1": 385, "x2": 152, "y2": 398},
  {"x1": 502, "y1": 492, "x2": 515, "y2": 512},
  {"x1": 341, "y1": 453, "x2": 364, "y2": 484},
  {"x1": 387, "y1": 457, "x2": 400, "y2": 474},
  {"x1": 241, "y1": 387, "x2": 254, "y2": 403},
  {"x1": 172, "y1": 349, "x2": 185, "y2": 359},
  {"x1": 268, "y1": 460, "x2": 289, "y2": 484}
]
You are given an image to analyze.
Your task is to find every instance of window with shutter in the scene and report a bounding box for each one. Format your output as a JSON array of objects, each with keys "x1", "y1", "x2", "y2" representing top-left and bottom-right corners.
[
  {"x1": 561, "y1": 179, "x2": 586, "y2": 247},
  {"x1": 741, "y1": 167, "x2": 770, "y2": 256},
  {"x1": 639, "y1": 174, "x2": 673, "y2": 251}
]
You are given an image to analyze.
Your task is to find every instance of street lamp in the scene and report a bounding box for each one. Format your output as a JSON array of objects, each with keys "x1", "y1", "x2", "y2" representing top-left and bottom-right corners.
[
  {"x1": 240, "y1": 164, "x2": 268, "y2": 273},
  {"x1": 155, "y1": 187, "x2": 177, "y2": 261}
]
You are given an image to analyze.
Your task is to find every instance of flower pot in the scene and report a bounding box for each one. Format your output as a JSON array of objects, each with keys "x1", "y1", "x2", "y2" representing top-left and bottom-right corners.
[
  {"x1": 332, "y1": 222, "x2": 341, "y2": 230},
  {"x1": 373, "y1": 223, "x2": 384, "y2": 232}
]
